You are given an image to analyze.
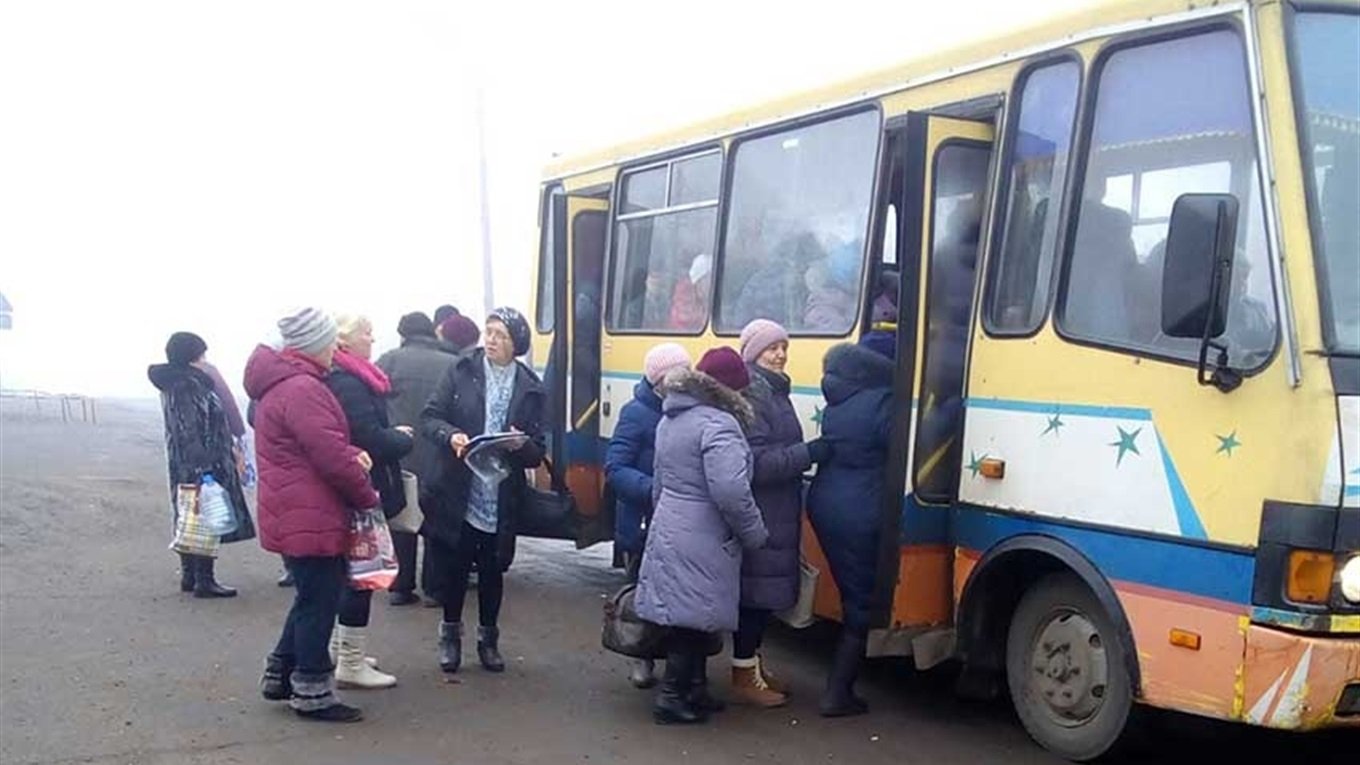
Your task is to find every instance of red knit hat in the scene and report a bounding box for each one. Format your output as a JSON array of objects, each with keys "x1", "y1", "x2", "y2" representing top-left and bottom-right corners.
[
  {"x1": 695, "y1": 347, "x2": 750, "y2": 392},
  {"x1": 439, "y1": 315, "x2": 481, "y2": 352}
]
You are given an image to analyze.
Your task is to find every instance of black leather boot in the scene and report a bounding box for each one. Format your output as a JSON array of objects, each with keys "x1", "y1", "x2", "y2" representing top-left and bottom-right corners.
[
  {"x1": 477, "y1": 626, "x2": 505, "y2": 673},
  {"x1": 438, "y1": 621, "x2": 462, "y2": 673},
  {"x1": 820, "y1": 630, "x2": 869, "y2": 717},
  {"x1": 179, "y1": 554, "x2": 196, "y2": 593},
  {"x1": 688, "y1": 655, "x2": 725, "y2": 713},
  {"x1": 193, "y1": 557, "x2": 237, "y2": 598},
  {"x1": 654, "y1": 650, "x2": 706, "y2": 725}
]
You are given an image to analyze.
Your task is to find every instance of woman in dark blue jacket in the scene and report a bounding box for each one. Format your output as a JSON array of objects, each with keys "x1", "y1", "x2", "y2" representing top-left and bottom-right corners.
[
  {"x1": 604, "y1": 342, "x2": 691, "y2": 689},
  {"x1": 807, "y1": 337, "x2": 895, "y2": 717}
]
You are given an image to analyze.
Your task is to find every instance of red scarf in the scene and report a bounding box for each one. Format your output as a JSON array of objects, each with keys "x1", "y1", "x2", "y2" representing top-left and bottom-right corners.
[{"x1": 333, "y1": 349, "x2": 391, "y2": 395}]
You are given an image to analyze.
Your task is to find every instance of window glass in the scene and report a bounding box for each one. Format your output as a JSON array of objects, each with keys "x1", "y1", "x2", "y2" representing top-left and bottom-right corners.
[
  {"x1": 984, "y1": 61, "x2": 1080, "y2": 334},
  {"x1": 1059, "y1": 30, "x2": 1277, "y2": 369},
  {"x1": 670, "y1": 152, "x2": 722, "y2": 206},
  {"x1": 1292, "y1": 12, "x2": 1360, "y2": 354},
  {"x1": 609, "y1": 208, "x2": 717, "y2": 332},
  {"x1": 607, "y1": 151, "x2": 722, "y2": 333},
  {"x1": 915, "y1": 143, "x2": 991, "y2": 502},
  {"x1": 536, "y1": 186, "x2": 564, "y2": 333},
  {"x1": 716, "y1": 110, "x2": 880, "y2": 334},
  {"x1": 621, "y1": 166, "x2": 667, "y2": 214}
]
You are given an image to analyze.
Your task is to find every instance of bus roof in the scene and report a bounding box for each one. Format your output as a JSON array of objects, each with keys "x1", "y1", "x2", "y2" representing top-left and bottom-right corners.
[{"x1": 541, "y1": 0, "x2": 1258, "y2": 182}]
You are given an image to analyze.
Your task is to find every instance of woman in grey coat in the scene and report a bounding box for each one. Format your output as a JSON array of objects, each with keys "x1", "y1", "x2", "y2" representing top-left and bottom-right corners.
[{"x1": 635, "y1": 347, "x2": 769, "y2": 725}]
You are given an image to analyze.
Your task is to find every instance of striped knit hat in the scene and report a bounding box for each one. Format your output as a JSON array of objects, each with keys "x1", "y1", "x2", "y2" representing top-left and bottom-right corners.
[{"x1": 277, "y1": 307, "x2": 338, "y2": 356}]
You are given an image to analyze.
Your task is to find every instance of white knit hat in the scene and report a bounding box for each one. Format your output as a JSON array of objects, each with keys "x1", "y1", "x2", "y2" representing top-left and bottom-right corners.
[{"x1": 278, "y1": 307, "x2": 338, "y2": 356}]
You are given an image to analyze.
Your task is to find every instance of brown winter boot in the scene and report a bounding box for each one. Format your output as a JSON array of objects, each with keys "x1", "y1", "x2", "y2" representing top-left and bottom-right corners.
[
  {"x1": 756, "y1": 654, "x2": 789, "y2": 695},
  {"x1": 731, "y1": 663, "x2": 787, "y2": 708}
]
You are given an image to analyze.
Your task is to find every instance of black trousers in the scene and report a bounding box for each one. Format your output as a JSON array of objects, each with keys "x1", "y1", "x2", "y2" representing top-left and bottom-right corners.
[
  {"x1": 272, "y1": 556, "x2": 347, "y2": 674},
  {"x1": 391, "y1": 530, "x2": 419, "y2": 595},
  {"x1": 733, "y1": 607, "x2": 770, "y2": 661},
  {"x1": 433, "y1": 522, "x2": 503, "y2": 627},
  {"x1": 337, "y1": 587, "x2": 372, "y2": 627}
]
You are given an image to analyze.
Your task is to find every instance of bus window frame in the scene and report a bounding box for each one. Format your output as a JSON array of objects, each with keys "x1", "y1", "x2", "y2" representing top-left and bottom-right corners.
[
  {"x1": 1050, "y1": 18, "x2": 1280, "y2": 376},
  {"x1": 1283, "y1": 1, "x2": 1360, "y2": 362},
  {"x1": 709, "y1": 104, "x2": 885, "y2": 339},
  {"x1": 603, "y1": 144, "x2": 725, "y2": 338},
  {"x1": 980, "y1": 51, "x2": 1086, "y2": 340},
  {"x1": 912, "y1": 136, "x2": 996, "y2": 506},
  {"x1": 536, "y1": 183, "x2": 567, "y2": 334}
]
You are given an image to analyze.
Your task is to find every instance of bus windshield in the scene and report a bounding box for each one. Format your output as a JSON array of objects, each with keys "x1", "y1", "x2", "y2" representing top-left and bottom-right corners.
[{"x1": 1293, "y1": 10, "x2": 1360, "y2": 355}]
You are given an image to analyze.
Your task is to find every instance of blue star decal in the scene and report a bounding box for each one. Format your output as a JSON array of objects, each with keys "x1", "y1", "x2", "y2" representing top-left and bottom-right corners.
[
  {"x1": 966, "y1": 450, "x2": 988, "y2": 478},
  {"x1": 1109, "y1": 427, "x2": 1142, "y2": 467},
  {"x1": 1215, "y1": 431, "x2": 1242, "y2": 457},
  {"x1": 1042, "y1": 412, "x2": 1065, "y2": 437},
  {"x1": 811, "y1": 406, "x2": 825, "y2": 434}
]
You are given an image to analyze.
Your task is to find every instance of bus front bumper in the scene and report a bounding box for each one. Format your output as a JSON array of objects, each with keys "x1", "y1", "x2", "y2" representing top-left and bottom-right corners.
[{"x1": 1242, "y1": 623, "x2": 1360, "y2": 729}]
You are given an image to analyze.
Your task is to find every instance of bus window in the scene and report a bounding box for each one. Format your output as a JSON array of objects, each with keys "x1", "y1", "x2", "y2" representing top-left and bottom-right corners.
[
  {"x1": 1057, "y1": 29, "x2": 1277, "y2": 370},
  {"x1": 537, "y1": 186, "x2": 565, "y2": 333},
  {"x1": 915, "y1": 142, "x2": 991, "y2": 503},
  {"x1": 984, "y1": 59, "x2": 1080, "y2": 335},
  {"x1": 715, "y1": 110, "x2": 880, "y2": 335},
  {"x1": 607, "y1": 152, "x2": 720, "y2": 334}
]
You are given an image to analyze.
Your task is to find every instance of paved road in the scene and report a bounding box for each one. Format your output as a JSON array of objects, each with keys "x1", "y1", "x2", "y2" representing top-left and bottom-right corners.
[{"x1": 0, "y1": 400, "x2": 1351, "y2": 764}]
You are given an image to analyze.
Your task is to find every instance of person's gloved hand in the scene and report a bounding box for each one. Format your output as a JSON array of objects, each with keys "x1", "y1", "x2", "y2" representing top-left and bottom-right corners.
[{"x1": 806, "y1": 438, "x2": 833, "y2": 465}]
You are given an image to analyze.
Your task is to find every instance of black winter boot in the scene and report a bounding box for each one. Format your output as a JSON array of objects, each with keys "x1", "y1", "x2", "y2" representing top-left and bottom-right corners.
[
  {"x1": 438, "y1": 621, "x2": 462, "y2": 673},
  {"x1": 820, "y1": 630, "x2": 869, "y2": 717},
  {"x1": 193, "y1": 557, "x2": 237, "y2": 598},
  {"x1": 289, "y1": 670, "x2": 362, "y2": 723},
  {"x1": 687, "y1": 655, "x2": 725, "y2": 713},
  {"x1": 260, "y1": 653, "x2": 294, "y2": 701},
  {"x1": 477, "y1": 626, "x2": 505, "y2": 673},
  {"x1": 179, "y1": 554, "x2": 196, "y2": 593},
  {"x1": 654, "y1": 650, "x2": 706, "y2": 725}
]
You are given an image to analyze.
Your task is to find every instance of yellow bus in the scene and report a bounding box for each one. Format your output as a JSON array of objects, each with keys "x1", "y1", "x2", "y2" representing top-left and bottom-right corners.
[{"x1": 523, "y1": 0, "x2": 1359, "y2": 759}]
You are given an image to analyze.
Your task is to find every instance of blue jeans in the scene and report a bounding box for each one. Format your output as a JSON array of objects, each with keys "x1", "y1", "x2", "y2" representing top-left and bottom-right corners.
[{"x1": 273, "y1": 556, "x2": 347, "y2": 675}]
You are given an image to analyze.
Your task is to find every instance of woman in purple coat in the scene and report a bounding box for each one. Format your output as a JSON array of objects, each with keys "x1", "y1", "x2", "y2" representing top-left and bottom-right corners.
[{"x1": 634, "y1": 348, "x2": 768, "y2": 725}]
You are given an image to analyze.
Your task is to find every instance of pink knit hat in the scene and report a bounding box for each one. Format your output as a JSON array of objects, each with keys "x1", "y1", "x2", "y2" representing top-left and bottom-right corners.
[
  {"x1": 643, "y1": 342, "x2": 691, "y2": 385},
  {"x1": 739, "y1": 319, "x2": 790, "y2": 363}
]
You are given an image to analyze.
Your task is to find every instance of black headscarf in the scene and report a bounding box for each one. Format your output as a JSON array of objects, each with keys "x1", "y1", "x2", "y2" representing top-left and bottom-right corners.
[
  {"x1": 487, "y1": 307, "x2": 531, "y2": 357},
  {"x1": 165, "y1": 332, "x2": 207, "y2": 366}
]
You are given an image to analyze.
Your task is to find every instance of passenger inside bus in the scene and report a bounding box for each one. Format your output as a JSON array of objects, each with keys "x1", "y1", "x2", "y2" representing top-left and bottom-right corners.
[
  {"x1": 803, "y1": 240, "x2": 862, "y2": 332},
  {"x1": 669, "y1": 253, "x2": 711, "y2": 332},
  {"x1": 1062, "y1": 196, "x2": 1140, "y2": 342},
  {"x1": 730, "y1": 232, "x2": 823, "y2": 329}
]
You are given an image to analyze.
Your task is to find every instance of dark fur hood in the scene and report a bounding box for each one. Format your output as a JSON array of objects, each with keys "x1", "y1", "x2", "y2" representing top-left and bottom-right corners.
[
  {"x1": 822, "y1": 342, "x2": 895, "y2": 405},
  {"x1": 660, "y1": 368, "x2": 755, "y2": 429}
]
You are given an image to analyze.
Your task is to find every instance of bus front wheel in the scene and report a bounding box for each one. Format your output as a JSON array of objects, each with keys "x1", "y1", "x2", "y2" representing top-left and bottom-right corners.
[{"x1": 1006, "y1": 573, "x2": 1133, "y2": 762}]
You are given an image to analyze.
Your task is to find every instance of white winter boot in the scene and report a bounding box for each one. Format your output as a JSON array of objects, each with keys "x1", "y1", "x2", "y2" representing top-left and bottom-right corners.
[
  {"x1": 329, "y1": 623, "x2": 379, "y2": 668},
  {"x1": 334, "y1": 626, "x2": 397, "y2": 689}
]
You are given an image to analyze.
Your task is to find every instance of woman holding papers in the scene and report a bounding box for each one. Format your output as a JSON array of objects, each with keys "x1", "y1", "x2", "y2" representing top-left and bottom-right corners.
[{"x1": 420, "y1": 307, "x2": 545, "y2": 675}]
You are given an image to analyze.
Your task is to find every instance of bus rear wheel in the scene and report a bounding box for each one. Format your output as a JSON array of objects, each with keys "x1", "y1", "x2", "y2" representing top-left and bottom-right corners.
[{"x1": 1006, "y1": 573, "x2": 1133, "y2": 762}]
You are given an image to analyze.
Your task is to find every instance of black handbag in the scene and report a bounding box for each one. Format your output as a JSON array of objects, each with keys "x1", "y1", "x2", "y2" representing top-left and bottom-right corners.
[
  {"x1": 601, "y1": 583, "x2": 724, "y2": 659},
  {"x1": 515, "y1": 457, "x2": 576, "y2": 539}
]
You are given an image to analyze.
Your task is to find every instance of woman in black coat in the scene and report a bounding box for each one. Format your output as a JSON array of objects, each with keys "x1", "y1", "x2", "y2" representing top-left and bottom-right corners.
[
  {"x1": 148, "y1": 332, "x2": 256, "y2": 598},
  {"x1": 325, "y1": 315, "x2": 414, "y2": 689},
  {"x1": 807, "y1": 338, "x2": 895, "y2": 717},
  {"x1": 421, "y1": 307, "x2": 545, "y2": 676}
]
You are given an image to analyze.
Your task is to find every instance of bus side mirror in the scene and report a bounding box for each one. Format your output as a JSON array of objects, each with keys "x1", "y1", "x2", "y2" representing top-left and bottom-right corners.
[
  {"x1": 1160, "y1": 193, "x2": 1242, "y2": 392},
  {"x1": 1161, "y1": 194, "x2": 1238, "y2": 339}
]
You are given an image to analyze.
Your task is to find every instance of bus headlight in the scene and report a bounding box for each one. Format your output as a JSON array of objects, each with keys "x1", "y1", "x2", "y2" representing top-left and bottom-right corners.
[{"x1": 1341, "y1": 555, "x2": 1360, "y2": 604}]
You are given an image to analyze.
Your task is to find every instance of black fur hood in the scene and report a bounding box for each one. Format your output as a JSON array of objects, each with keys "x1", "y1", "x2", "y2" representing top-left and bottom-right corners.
[{"x1": 821, "y1": 342, "x2": 895, "y2": 405}]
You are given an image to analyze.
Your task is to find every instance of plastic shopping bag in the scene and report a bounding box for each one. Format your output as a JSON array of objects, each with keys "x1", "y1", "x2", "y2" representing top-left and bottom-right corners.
[
  {"x1": 347, "y1": 507, "x2": 399, "y2": 591},
  {"x1": 170, "y1": 484, "x2": 220, "y2": 557},
  {"x1": 198, "y1": 474, "x2": 237, "y2": 536}
]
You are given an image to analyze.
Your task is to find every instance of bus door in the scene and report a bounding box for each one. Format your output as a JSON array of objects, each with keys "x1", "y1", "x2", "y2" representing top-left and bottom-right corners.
[
  {"x1": 528, "y1": 189, "x2": 614, "y2": 547},
  {"x1": 872, "y1": 114, "x2": 994, "y2": 660}
]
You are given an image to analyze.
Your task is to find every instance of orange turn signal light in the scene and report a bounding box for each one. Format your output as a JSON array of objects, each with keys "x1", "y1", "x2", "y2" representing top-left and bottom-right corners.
[
  {"x1": 979, "y1": 458, "x2": 1006, "y2": 479},
  {"x1": 1286, "y1": 550, "x2": 1335, "y2": 605},
  {"x1": 1169, "y1": 629, "x2": 1201, "y2": 651}
]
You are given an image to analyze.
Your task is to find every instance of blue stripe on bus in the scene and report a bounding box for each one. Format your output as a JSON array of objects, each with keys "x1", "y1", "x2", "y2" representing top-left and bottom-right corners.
[
  {"x1": 966, "y1": 397, "x2": 1152, "y2": 422},
  {"x1": 950, "y1": 506, "x2": 1254, "y2": 605},
  {"x1": 1158, "y1": 436, "x2": 1209, "y2": 539}
]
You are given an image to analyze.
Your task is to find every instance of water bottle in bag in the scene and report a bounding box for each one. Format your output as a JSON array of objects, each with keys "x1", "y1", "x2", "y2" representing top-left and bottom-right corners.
[{"x1": 199, "y1": 474, "x2": 237, "y2": 536}]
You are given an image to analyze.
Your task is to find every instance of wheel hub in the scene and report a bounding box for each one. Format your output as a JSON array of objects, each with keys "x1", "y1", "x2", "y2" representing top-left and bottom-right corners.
[{"x1": 1030, "y1": 610, "x2": 1109, "y2": 726}]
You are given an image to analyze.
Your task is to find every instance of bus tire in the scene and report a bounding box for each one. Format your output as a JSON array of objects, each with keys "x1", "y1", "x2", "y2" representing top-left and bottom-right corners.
[{"x1": 1006, "y1": 573, "x2": 1133, "y2": 762}]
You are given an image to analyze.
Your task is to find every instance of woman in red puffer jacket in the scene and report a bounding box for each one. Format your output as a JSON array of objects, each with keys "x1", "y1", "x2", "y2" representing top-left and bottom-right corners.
[{"x1": 244, "y1": 307, "x2": 378, "y2": 724}]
